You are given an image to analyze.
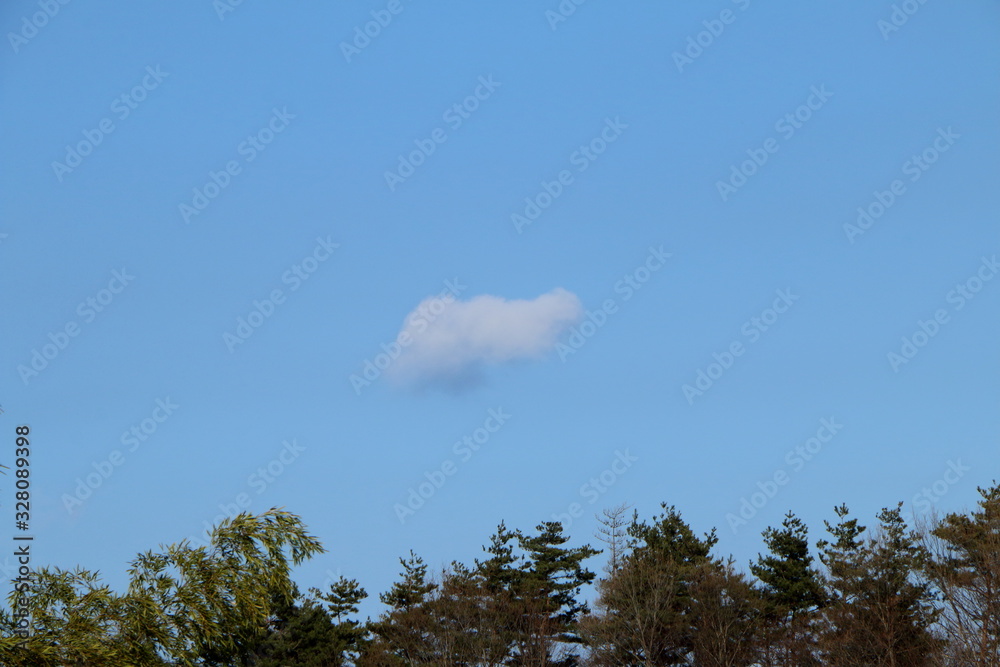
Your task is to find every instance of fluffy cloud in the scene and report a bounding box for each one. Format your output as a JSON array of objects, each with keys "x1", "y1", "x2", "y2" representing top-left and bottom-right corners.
[{"x1": 387, "y1": 288, "x2": 583, "y2": 391}]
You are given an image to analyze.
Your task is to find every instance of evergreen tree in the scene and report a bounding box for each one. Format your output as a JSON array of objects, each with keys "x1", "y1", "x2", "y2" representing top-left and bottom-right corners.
[
  {"x1": 380, "y1": 551, "x2": 437, "y2": 611},
  {"x1": 471, "y1": 522, "x2": 530, "y2": 664},
  {"x1": 519, "y1": 521, "x2": 599, "y2": 638},
  {"x1": 516, "y1": 521, "x2": 599, "y2": 665},
  {"x1": 430, "y1": 563, "x2": 515, "y2": 666},
  {"x1": 314, "y1": 576, "x2": 370, "y2": 658},
  {"x1": 750, "y1": 512, "x2": 825, "y2": 665},
  {"x1": 252, "y1": 577, "x2": 369, "y2": 666},
  {"x1": 362, "y1": 552, "x2": 441, "y2": 665},
  {"x1": 924, "y1": 482, "x2": 1000, "y2": 665},
  {"x1": 817, "y1": 503, "x2": 942, "y2": 666},
  {"x1": 477, "y1": 521, "x2": 526, "y2": 595},
  {"x1": 249, "y1": 583, "x2": 346, "y2": 667},
  {"x1": 581, "y1": 503, "x2": 718, "y2": 666}
]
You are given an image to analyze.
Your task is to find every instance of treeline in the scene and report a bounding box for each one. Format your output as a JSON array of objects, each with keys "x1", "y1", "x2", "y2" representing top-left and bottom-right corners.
[{"x1": 2, "y1": 484, "x2": 999, "y2": 666}]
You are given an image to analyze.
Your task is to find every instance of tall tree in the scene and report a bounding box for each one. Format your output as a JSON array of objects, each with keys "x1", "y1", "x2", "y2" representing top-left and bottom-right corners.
[
  {"x1": 595, "y1": 504, "x2": 633, "y2": 575},
  {"x1": 923, "y1": 482, "x2": 1000, "y2": 665},
  {"x1": 516, "y1": 521, "x2": 599, "y2": 665},
  {"x1": 428, "y1": 563, "x2": 516, "y2": 666},
  {"x1": 581, "y1": 503, "x2": 718, "y2": 666},
  {"x1": 750, "y1": 512, "x2": 825, "y2": 666},
  {"x1": 381, "y1": 551, "x2": 437, "y2": 612},
  {"x1": 0, "y1": 508, "x2": 324, "y2": 666},
  {"x1": 817, "y1": 504, "x2": 942, "y2": 666},
  {"x1": 362, "y1": 551, "x2": 440, "y2": 665},
  {"x1": 478, "y1": 521, "x2": 525, "y2": 596},
  {"x1": 251, "y1": 577, "x2": 368, "y2": 666},
  {"x1": 472, "y1": 522, "x2": 531, "y2": 665},
  {"x1": 688, "y1": 558, "x2": 762, "y2": 667},
  {"x1": 361, "y1": 519, "x2": 599, "y2": 667}
]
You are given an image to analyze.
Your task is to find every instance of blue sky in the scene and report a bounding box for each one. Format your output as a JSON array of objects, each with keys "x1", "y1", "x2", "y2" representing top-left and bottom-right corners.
[{"x1": 2, "y1": 0, "x2": 998, "y2": 617}]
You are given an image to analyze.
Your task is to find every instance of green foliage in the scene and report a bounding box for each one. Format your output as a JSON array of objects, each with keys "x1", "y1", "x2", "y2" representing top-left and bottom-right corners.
[
  {"x1": 925, "y1": 482, "x2": 1000, "y2": 664},
  {"x1": 0, "y1": 507, "x2": 323, "y2": 666},
  {"x1": 752, "y1": 512, "x2": 825, "y2": 619},
  {"x1": 379, "y1": 551, "x2": 437, "y2": 615},
  {"x1": 817, "y1": 503, "x2": 942, "y2": 666},
  {"x1": 363, "y1": 521, "x2": 598, "y2": 666},
  {"x1": 582, "y1": 503, "x2": 723, "y2": 666},
  {"x1": 476, "y1": 521, "x2": 523, "y2": 594},
  {"x1": 750, "y1": 512, "x2": 825, "y2": 666},
  {"x1": 629, "y1": 502, "x2": 718, "y2": 564},
  {"x1": 2, "y1": 482, "x2": 999, "y2": 665},
  {"x1": 518, "y1": 520, "x2": 600, "y2": 640},
  {"x1": 365, "y1": 552, "x2": 441, "y2": 664},
  {"x1": 251, "y1": 578, "x2": 368, "y2": 667}
]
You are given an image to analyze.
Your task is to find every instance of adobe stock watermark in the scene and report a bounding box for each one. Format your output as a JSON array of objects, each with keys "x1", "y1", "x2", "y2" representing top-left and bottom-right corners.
[
  {"x1": 0, "y1": 557, "x2": 17, "y2": 581},
  {"x1": 672, "y1": 0, "x2": 751, "y2": 73},
  {"x1": 349, "y1": 277, "x2": 467, "y2": 395},
  {"x1": 843, "y1": 126, "x2": 959, "y2": 244},
  {"x1": 886, "y1": 254, "x2": 997, "y2": 372},
  {"x1": 394, "y1": 407, "x2": 512, "y2": 524},
  {"x1": 223, "y1": 236, "x2": 339, "y2": 352},
  {"x1": 51, "y1": 66, "x2": 169, "y2": 183},
  {"x1": 384, "y1": 75, "x2": 501, "y2": 192},
  {"x1": 726, "y1": 417, "x2": 844, "y2": 534},
  {"x1": 179, "y1": 107, "x2": 295, "y2": 224},
  {"x1": 912, "y1": 459, "x2": 970, "y2": 513},
  {"x1": 716, "y1": 84, "x2": 833, "y2": 202},
  {"x1": 190, "y1": 438, "x2": 306, "y2": 547},
  {"x1": 552, "y1": 449, "x2": 638, "y2": 530},
  {"x1": 878, "y1": 0, "x2": 932, "y2": 41},
  {"x1": 511, "y1": 117, "x2": 627, "y2": 233},
  {"x1": 316, "y1": 566, "x2": 344, "y2": 592},
  {"x1": 682, "y1": 288, "x2": 799, "y2": 405},
  {"x1": 213, "y1": 0, "x2": 247, "y2": 21},
  {"x1": 17, "y1": 268, "x2": 135, "y2": 385},
  {"x1": 8, "y1": 0, "x2": 72, "y2": 54},
  {"x1": 556, "y1": 245, "x2": 671, "y2": 361},
  {"x1": 545, "y1": 0, "x2": 591, "y2": 30},
  {"x1": 340, "y1": 0, "x2": 411, "y2": 63},
  {"x1": 61, "y1": 397, "x2": 180, "y2": 514}
]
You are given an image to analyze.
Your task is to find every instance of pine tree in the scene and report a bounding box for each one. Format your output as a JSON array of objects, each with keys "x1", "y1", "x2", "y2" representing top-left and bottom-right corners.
[
  {"x1": 313, "y1": 577, "x2": 369, "y2": 663},
  {"x1": 924, "y1": 482, "x2": 1000, "y2": 665},
  {"x1": 520, "y1": 521, "x2": 599, "y2": 636},
  {"x1": 465, "y1": 521, "x2": 599, "y2": 665},
  {"x1": 817, "y1": 503, "x2": 942, "y2": 666},
  {"x1": 362, "y1": 551, "x2": 440, "y2": 665},
  {"x1": 751, "y1": 512, "x2": 825, "y2": 665},
  {"x1": 477, "y1": 521, "x2": 525, "y2": 595},
  {"x1": 581, "y1": 503, "x2": 719, "y2": 666},
  {"x1": 252, "y1": 581, "x2": 367, "y2": 667},
  {"x1": 380, "y1": 551, "x2": 437, "y2": 611}
]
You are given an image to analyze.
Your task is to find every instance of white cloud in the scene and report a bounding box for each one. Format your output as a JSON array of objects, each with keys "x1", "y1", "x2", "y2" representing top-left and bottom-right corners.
[{"x1": 387, "y1": 288, "x2": 583, "y2": 391}]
